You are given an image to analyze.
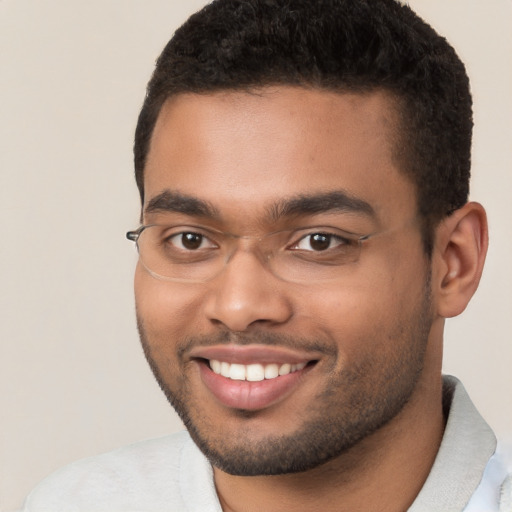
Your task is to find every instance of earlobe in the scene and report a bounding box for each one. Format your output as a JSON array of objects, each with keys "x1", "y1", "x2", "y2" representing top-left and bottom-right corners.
[{"x1": 434, "y1": 202, "x2": 488, "y2": 318}]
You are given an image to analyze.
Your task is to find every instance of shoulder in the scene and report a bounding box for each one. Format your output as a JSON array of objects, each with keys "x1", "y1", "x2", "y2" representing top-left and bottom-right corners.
[
  {"x1": 497, "y1": 443, "x2": 512, "y2": 512},
  {"x1": 463, "y1": 445, "x2": 512, "y2": 512},
  {"x1": 499, "y1": 473, "x2": 512, "y2": 512},
  {"x1": 22, "y1": 431, "x2": 193, "y2": 512}
]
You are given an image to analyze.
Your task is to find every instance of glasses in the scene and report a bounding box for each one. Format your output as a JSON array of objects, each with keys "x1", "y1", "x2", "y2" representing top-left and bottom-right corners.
[{"x1": 126, "y1": 221, "x2": 413, "y2": 284}]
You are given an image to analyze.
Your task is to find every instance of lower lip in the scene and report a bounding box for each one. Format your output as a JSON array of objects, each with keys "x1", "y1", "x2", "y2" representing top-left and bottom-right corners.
[{"x1": 198, "y1": 361, "x2": 311, "y2": 411}]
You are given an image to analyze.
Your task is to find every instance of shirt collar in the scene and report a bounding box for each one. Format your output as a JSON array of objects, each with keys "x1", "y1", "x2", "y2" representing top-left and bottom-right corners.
[{"x1": 408, "y1": 375, "x2": 496, "y2": 511}]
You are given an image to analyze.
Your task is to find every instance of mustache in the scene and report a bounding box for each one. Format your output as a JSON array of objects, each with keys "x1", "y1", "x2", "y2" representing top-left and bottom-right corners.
[
  {"x1": 136, "y1": 316, "x2": 337, "y2": 359},
  {"x1": 175, "y1": 330, "x2": 338, "y2": 359}
]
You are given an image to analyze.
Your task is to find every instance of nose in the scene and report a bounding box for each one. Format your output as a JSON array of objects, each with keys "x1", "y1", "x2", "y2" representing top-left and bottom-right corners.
[{"x1": 203, "y1": 249, "x2": 294, "y2": 332}]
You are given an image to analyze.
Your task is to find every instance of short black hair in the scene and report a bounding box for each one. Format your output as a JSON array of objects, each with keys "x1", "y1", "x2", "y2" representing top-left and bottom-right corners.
[{"x1": 134, "y1": 0, "x2": 472, "y2": 253}]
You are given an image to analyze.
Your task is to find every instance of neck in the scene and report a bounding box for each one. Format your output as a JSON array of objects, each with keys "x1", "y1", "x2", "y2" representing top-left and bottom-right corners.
[{"x1": 214, "y1": 370, "x2": 445, "y2": 512}]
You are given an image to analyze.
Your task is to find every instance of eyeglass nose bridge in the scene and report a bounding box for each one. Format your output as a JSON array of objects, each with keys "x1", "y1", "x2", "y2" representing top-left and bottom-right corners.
[{"x1": 220, "y1": 232, "x2": 281, "y2": 276}]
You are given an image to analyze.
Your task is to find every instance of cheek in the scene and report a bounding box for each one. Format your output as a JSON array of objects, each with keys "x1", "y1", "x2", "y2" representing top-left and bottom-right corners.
[
  {"x1": 134, "y1": 264, "x2": 202, "y2": 345},
  {"x1": 304, "y1": 284, "x2": 387, "y2": 342},
  {"x1": 300, "y1": 264, "x2": 424, "y2": 355}
]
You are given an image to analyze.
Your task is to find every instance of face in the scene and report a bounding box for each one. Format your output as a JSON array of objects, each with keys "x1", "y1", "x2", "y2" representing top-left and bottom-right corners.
[{"x1": 135, "y1": 87, "x2": 434, "y2": 475}]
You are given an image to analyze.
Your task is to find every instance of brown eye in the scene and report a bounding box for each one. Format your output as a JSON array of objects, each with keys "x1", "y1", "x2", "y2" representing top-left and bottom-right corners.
[
  {"x1": 309, "y1": 234, "x2": 331, "y2": 251},
  {"x1": 294, "y1": 232, "x2": 346, "y2": 252},
  {"x1": 168, "y1": 232, "x2": 214, "y2": 251},
  {"x1": 181, "y1": 233, "x2": 203, "y2": 250}
]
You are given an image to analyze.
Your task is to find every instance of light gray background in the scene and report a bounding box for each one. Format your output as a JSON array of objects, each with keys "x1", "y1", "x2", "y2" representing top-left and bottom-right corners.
[{"x1": 1, "y1": 1, "x2": 511, "y2": 510}]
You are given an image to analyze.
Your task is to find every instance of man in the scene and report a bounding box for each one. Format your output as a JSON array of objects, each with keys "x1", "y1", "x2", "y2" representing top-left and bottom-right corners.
[{"x1": 22, "y1": 0, "x2": 511, "y2": 510}]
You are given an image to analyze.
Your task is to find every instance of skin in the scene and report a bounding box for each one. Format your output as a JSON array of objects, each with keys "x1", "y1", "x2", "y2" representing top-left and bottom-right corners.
[{"x1": 134, "y1": 86, "x2": 488, "y2": 512}]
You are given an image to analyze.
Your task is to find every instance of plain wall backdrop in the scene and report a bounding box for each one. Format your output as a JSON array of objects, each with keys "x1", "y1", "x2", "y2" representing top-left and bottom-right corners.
[{"x1": 1, "y1": 1, "x2": 511, "y2": 510}]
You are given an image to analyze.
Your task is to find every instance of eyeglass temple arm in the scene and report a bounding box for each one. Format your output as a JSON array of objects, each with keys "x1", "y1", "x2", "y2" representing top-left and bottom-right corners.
[{"x1": 126, "y1": 231, "x2": 140, "y2": 242}]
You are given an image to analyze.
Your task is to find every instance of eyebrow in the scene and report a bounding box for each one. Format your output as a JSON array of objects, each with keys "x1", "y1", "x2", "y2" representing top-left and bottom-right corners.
[
  {"x1": 144, "y1": 190, "x2": 220, "y2": 218},
  {"x1": 144, "y1": 189, "x2": 375, "y2": 223},
  {"x1": 268, "y1": 191, "x2": 376, "y2": 221}
]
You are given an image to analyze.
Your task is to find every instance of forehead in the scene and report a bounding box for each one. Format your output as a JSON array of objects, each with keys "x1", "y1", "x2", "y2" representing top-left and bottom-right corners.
[{"x1": 144, "y1": 86, "x2": 416, "y2": 226}]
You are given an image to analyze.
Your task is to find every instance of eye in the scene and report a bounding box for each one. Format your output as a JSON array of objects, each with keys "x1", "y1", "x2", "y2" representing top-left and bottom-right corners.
[
  {"x1": 167, "y1": 231, "x2": 216, "y2": 251},
  {"x1": 292, "y1": 232, "x2": 351, "y2": 252}
]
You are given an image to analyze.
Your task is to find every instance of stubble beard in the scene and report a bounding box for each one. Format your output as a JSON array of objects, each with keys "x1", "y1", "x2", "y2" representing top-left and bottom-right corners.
[{"x1": 136, "y1": 274, "x2": 433, "y2": 476}]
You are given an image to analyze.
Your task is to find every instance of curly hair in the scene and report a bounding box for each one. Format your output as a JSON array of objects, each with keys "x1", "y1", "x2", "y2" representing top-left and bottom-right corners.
[{"x1": 134, "y1": 0, "x2": 472, "y2": 253}]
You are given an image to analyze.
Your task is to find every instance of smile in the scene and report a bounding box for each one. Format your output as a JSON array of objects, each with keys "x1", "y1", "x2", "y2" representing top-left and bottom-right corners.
[
  {"x1": 189, "y1": 344, "x2": 321, "y2": 411},
  {"x1": 209, "y1": 360, "x2": 307, "y2": 381}
]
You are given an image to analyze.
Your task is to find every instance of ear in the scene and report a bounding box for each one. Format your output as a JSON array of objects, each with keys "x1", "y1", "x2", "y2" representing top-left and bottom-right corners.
[{"x1": 433, "y1": 202, "x2": 488, "y2": 318}]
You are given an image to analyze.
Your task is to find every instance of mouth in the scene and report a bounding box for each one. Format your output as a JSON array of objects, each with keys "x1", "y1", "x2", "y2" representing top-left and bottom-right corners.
[
  {"x1": 190, "y1": 345, "x2": 319, "y2": 411},
  {"x1": 208, "y1": 359, "x2": 308, "y2": 381}
]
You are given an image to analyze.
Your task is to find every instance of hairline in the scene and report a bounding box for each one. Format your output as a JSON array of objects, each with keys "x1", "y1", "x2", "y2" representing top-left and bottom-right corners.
[{"x1": 140, "y1": 83, "x2": 411, "y2": 197}]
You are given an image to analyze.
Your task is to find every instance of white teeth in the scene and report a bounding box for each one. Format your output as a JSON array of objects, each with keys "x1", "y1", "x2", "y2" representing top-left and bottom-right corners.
[
  {"x1": 278, "y1": 363, "x2": 291, "y2": 376},
  {"x1": 209, "y1": 360, "x2": 307, "y2": 381},
  {"x1": 264, "y1": 364, "x2": 279, "y2": 379},
  {"x1": 210, "y1": 360, "x2": 222, "y2": 374},
  {"x1": 246, "y1": 364, "x2": 265, "y2": 382},
  {"x1": 228, "y1": 363, "x2": 246, "y2": 380},
  {"x1": 220, "y1": 361, "x2": 230, "y2": 377}
]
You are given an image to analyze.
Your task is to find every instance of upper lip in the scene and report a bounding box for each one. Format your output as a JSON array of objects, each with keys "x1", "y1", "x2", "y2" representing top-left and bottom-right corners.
[{"x1": 188, "y1": 344, "x2": 321, "y2": 365}]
